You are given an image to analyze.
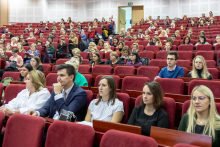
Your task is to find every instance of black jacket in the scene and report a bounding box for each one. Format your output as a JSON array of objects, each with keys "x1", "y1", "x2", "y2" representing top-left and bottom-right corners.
[{"x1": 105, "y1": 59, "x2": 124, "y2": 67}]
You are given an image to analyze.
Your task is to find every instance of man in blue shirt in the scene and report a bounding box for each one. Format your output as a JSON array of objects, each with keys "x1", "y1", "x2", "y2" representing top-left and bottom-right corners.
[{"x1": 155, "y1": 51, "x2": 184, "y2": 79}]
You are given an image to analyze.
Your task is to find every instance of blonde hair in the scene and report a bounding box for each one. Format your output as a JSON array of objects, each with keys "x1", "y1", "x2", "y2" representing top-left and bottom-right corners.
[
  {"x1": 153, "y1": 36, "x2": 162, "y2": 47},
  {"x1": 110, "y1": 52, "x2": 118, "y2": 59},
  {"x1": 72, "y1": 48, "x2": 81, "y2": 55},
  {"x1": 65, "y1": 57, "x2": 79, "y2": 71},
  {"x1": 90, "y1": 42, "x2": 97, "y2": 48},
  {"x1": 132, "y1": 43, "x2": 139, "y2": 51},
  {"x1": 191, "y1": 55, "x2": 211, "y2": 79},
  {"x1": 171, "y1": 23, "x2": 175, "y2": 28},
  {"x1": 29, "y1": 70, "x2": 46, "y2": 92},
  {"x1": 160, "y1": 30, "x2": 167, "y2": 37},
  {"x1": 187, "y1": 85, "x2": 220, "y2": 140},
  {"x1": 31, "y1": 56, "x2": 42, "y2": 70}
]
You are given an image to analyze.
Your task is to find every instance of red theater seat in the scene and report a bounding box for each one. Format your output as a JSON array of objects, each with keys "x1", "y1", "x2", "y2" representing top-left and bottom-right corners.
[
  {"x1": 196, "y1": 44, "x2": 212, "y2": 51},
  {"x1": 78, "y1": 65, "x2": 91, "y2": 74},
  {"x1": 82, "y1": 74, "x2": 92, "y2": 88},
  {"x1": 195, "y1": 51, "x2": 214, "y2": 60},
  {"x1": 56, "y1": 59, "x2": 70, "y2": 65},
  {"x1": 92, "y1": 65, "x2": 112, "y2": 74},
  {"x1": 173, "y1": 143, "x2": 200, "y2": 147},
  {"x1": 137, "y1": 66, "x2": 160, "y2": 81},
  {"x1": 149, "y1": 59, "x2": 167, "y2": 66},
  {"x1": 116, "y1": 93, "x2": 130, "y2": 123},
  {"x1": 139, "y1": 51, "x2": 154, "y2": 59},
  {"x1": 41, "y1": 64, "x2": 52, "y2": 72},
  {"x1": 114, "y1": 66, "x2": 135, "y2": 75},
  {"x1": 178, "y1": 45, "x2": 194, "y2": 51},
  {"x1": 177, "y1": 51, "x2": 193, "y2": 60},
  {"x1": 208, "y1": 68, "x2": 218, "y2": 79},
  {"x1": 2, "y1": 72, "x2": 20, "y2": 81},
  {"x1": 46, "y1": 73, "x2": 57, "y2": 86}
]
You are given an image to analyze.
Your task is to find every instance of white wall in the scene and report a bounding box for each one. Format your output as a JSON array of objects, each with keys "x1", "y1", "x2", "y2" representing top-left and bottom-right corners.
[{"x1": 9, "y1": 0, "x2": 220, "y2": 33}]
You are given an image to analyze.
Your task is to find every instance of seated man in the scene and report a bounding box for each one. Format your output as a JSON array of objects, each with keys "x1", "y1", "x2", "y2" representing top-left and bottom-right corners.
[
  {"x1": 155, "y1": 51, "x2": 184, "y2": 79},
  {"x1": 26, "y1": 64, "x2": 87, "y2": 120}
]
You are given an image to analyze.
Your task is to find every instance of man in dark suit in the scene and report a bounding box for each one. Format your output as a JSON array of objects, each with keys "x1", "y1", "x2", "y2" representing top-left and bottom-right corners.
[{"x1": 26, "y1": 64, "x2": 87, "y2": 121}]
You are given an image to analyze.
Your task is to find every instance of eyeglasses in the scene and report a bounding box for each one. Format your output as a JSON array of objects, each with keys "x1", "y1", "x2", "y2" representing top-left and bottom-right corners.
[
  {"x1": 167, "y1": 58, "x2": 175, "y2": 61},
  {"x1": 191, "y1": 96, "x2": 207, "y2": 101}
]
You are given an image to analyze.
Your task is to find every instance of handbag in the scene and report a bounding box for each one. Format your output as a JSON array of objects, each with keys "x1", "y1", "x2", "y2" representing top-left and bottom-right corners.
[{"x1": 59, "y1": 109, "x2": 77, "y2": 122}]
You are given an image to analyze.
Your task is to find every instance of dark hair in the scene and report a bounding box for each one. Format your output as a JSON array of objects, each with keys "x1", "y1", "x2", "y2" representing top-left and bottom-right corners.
[
  {"x1": 25, "y1": 29, "x2": 29, "y2": 33},
  {"x1": 113, "y1": 37, "x2": 119, "y2": 45},
  {"x1": 167, "y1": 51, "x2": 178, "y2": 60},
  {"x1": 19, "y1": 63, "x2": 33, "y2": 81},
  {"x1": 131, "y1": 51, "x2": 141, "y2": 63},
  {"x1": 166, "y1": 37, "x2": 173, "y2": 45},
  {"x1": 9, "y1": 33, "x2": 14, "y2": 39},
  {"x1": 199, "y1": 35, "x2": 206, "y2": 43},
  {"x1": 96, "y1": 76, "x2": 117, "y2": 105},
  {"x1": 141, "y1": 81, "x2": 164, "y2": 109},
  {"x1": 37, "y1": 40, "x2": 42, "y2": 45},
  {"x1": 12, "y1": 48, "x2": 19, "y2": 53},
  {"x1": 23, "y1": 39, "x2": 28, "y2": 43},
  {"x1": 47, "y1": 37, "x2": 53, "y2": 42},
  {"x1": 120, "y1": 34, "x2": 124, "y2": 38},
  {"x1": 92, "y1": 52, "x2": 101, "y2": 64},
  {"x1": 56, "y1": 64, "x2": 76, "y2": 82},
  {"x1": 171, "y1": 34, "x2": 176, "y2": 38},
  {"x1": 183, "y1": 36, "x2": 191, "y2": 44}
]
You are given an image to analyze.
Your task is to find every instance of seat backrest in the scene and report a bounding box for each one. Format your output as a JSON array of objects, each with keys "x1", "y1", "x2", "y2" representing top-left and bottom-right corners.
[
  {"x1": 2, "y1": 72, "x2": 20, "y2": 81},
  {"x1": 94, "y1": 75, "x2": 120, "y2": 89},
  {"x1": 139, "y1": 51, "x2": 154, "y2": 59},
  {"x1": 137, "y1": 66, "x2": 160, "y2": 81},
  {"x1": 78, "y1": 65, "x2": 91, "y2": 74},
  {"x1": 206, "y1": 60, "x2": 216, "y2": 68},
  {"x1": 156, "y1": 51, "x2": 168, "y2": 59},
  {"x1": 135, "y1": 96, "x2": 176, "y2": 129},
  {"x1": 208, "y1": 68, "x2": 218, "y2": 79},
  {"x1": 82, "y1": 74, "x2": 92, "y2": 88},
  {"x1": 3, "y1": 84, "x2": 26, "y2": 104},
  {"x1": 176, "y1": 60, "x2": 191, "y2": 67},
  {"x1": 100, "y1": 130, "x2": 158, "y2": 147},
  {"x1": 56, "y1": 59, "x2": 70, "y2": 65},
  {"x1": 41, "y1": 64, "x2": 51, "y2": 72},
  {"x1": 114, "y1": 66, "x2": 135, "y2": 75},
  {"x1": 45, "y1": 121, "x2": 94, "y2": 147},
  {"x1": 80, "y1": 52, "x2": 89, "y2": 59},
  {"x1": 188, "y1": 80, "x2": 220, "y2": 98},
  {"x1": 92, "y1": 65, "x2": 112, "y2": 74},
  {"x1": 195, "y1": 51, "x2": 214, "y2": 60},
  {"x1": 3, "y1": 114, "x2": 45, "y2": 147},
  {"x1": 177, "y1": 51, "x2": 193, "y2": 60},
  {"x1": 116, "y1": 93, "x2": 130, "y2": 123},
  {"x1": 173, "y1": 143, "x2": 200, "y2": 147},
  {"x1": 85, "y1": 90, "x2": 93, "y2": 107},
  {"x1": 145, "y1": 46, "x2": 160, "y2": 52},
  {"x1": 46, "y1": 73, "x2": 57, "y2": 87},
  {"x1": 178, "y1": 45, "x2": 194, "y2": 51},
  {"x1": 196, "y1": 44, "x2": 212, "y2": 51},
  {"x1": 121, "y1": 76, "x2": 150, "y2": 93},
  {"x1": 149, "y1": 59, "x2": 167, "y2": 66},
  {"x1": 155, "y1": 78, "x2": 184, "y2": 94}
]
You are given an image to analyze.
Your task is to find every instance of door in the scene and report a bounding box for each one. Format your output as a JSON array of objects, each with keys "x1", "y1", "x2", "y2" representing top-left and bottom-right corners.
[
  {"x1": 132, "y1": 6, "x2": 144, "y2": 26},
  {"x1": 118, "y1": 8, "x2": 126, "y2": 34}
]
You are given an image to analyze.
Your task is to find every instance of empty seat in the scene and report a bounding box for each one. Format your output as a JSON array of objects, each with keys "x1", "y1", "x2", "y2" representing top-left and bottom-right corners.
[
  {"x1": 78, "y1": 65, "x2": 91, "y2": 73},
  {"x1": 82, "y1": 74, "x2": 92, "y2": 88},
  {"x1": 177, "y1": 51, "x2": 193, "y2": 60},
  {"x1": 56, "y1": 59, "x2": 70, "y2": 65},
  {"x1": 92, "y1": 65, "x2": 112, "y2": 74},
  {"x1": 188, "y1": 80, "x2": 220, "y2": 98},
  {"x1": 94, "y1": 75, "x2": 120, "y2": 89},
  {"x1": 196, "y1": 44, "x2": 212, "y2": 51},
  {"x1": 149, "y1": 59, "x2": 167, "y2": 66},
  {"x1": 100, "y1": 130, "x2": 158, "y2": 147},
  {"x1": 139, "y1": 51, "x2": 154, "y2": 59},
  {"x1": 145, "y1": 46, "x2": 160, "y2": 52},
  {"x1": 178, "y1": 45, "x2": 194, "y2": 51},
  {"x1": 2, "y1": 72, "x2": 20, "y2": 81},
  {"x1": 82, "y1": 59, "x2": 90, "y2": 64},
  {"x1": 206, "y1": 60, "x2": 216, "y2": 68},
  {"x1": 121, "y1": 76, "x2": 150, "y2": 93},
  {"x1": 195, "y1": 51, "x2": 214, "y2": 60},
  {"x1": 137, "y1": 66, "x2": 160, "y2": 81},
  {"x1": 156, "y1": 51, "x2": 168, "y2": 59},
  {"x1": 135, "y1": 96, "x2": 176, "y2": 129},
  {"x1": 46, "y1": 73, "x2": 57, "y2": 86},
  {"x1": 215, "y1": 44, "x2": 220, "y2": 50},
  {"x1": 155, "y1": 78, "x2": 184, "y2": 94},
  {"x1": 41, "y1": 64, "x2": 52, "y2": 72},
  {"x1": 176, "y1": 60, "x2": 191, "y2": 67},
  {"x1": 116, "y1": 93, "x2": 130, "y2": 123},
  {"x1": 45, "y1": 121, "x2": 94, "y2": 147},
  {"x1": 3, "y1": 114, "x2": 45, "y2": 147},
  {"x1": 114, "y1": 66, "x2": 135, "y2": 75},
  {"x1": 80, "y1": 52, "x2": 89, "y2": 59}
]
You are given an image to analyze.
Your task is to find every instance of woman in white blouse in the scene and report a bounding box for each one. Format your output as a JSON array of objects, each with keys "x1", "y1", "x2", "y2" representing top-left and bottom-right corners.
[
  {"x1": 0, "y1": 70, "x2": 51, "y2": 116},
  {"x1": 85, "y1": 76, "x2": 124, "y2": 123}
]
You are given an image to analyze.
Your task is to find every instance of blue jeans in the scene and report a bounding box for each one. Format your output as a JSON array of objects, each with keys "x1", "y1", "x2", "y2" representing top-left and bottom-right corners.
[{"x1": 48, "y1": 54, "x2": 53, "y2": 58}]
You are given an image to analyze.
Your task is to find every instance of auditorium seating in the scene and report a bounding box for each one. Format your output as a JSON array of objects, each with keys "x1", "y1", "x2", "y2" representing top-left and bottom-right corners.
[
  {"x1": 45, "y1": 121, "x2": 94, "y2": 147},
  {"x1": 114, "y1": 66, "x2": 135, "y2": 75},
  {"x1": 116, "y1": 93, "x2": 130, "y2": 123},
  {"x1": 46, "y1": 73, "x2": 57, "y2": 87},
  {"x1": 99, "y1": 130, "x2": 158, "y2": 147},
  {"x1": 82, "y1": 74, "x2": 92, "y2": 88},
  {"x1": 92, "y1": 65, "x2": 112, "y2": 74},
  {"x1": 2, "y1": 72, "x2": 20, "y2": 81},
  {"x1": 195, "y1": 51, "x2": 214, "y2": 60},
  {"x1": 137, "y1": 66, "x2": 160, "y2": 81},
  {"x1": 3, "y1": 114, "x2": 45, "y2": 147},
  {"x1": 78, "y1": 65, "x2": 91, "y2": 74}
]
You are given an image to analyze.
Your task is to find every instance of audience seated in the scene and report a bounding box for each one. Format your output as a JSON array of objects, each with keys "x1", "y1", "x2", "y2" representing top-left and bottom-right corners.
[
  {"x1": 116, "y1": 41, "x2": 124, "y2": 53},
  {"x1": 187, "y1": 55, "x2": 212, "y2": 80},
  {"x1": 27, "y1": 32, "x2": 36, "y2": 40},
  {"x1": 105, "y1": 52, "x2": 124, "y2": 67},
  {"x1": 30, "y1": 56, "x2": 44, "y2": 72},
  {"x1": 127, "y1": 81, "x2": 169, "y2": 136},
  {"x1": 155, "y1": 51, "x2": 184, "y2": 79},
  {"x1": 163, "y1": 42, "x2": 172, "y2": 51},
  {"x1": 100, "y1": 42, "x2": 112, "y2": 53},
  {"x1": 84, "y1": 42, "x2": 97, "y2": 53},
  {"x1": 56, "y1": 37, "x2": 67, "y2": 59},
  {"x1": 181, "y1": 36, "x2": 193, "y2": 45},
  {"x1": 195, "y1": 35, "x2": 209, "y2": 46},
  {"x1": 147, "y1": 36, "x2": 162, "y2": 47},
  {"x1": 126, "y1": 52, "x2": 142, "y2": 66},
  {"x1": 17, "y1": 42, "x2": 26, "y2": 52},
  {"x1": 18, "y1": 63, "x2": 33, "y2": 81},
  {"x1": 85, "y1": 76, "x2": 124, "y2": 123},
  {"x1": 0, "y1": 48, "x2": 8, "y2": 61},
  {"x1": 111, "y1": 37, "x2": 119, "y2": 47},
  {"x1": 89, "y1": 52, "x2": 104, "y2": 65},
  {"x1": 178, "y1": 85, "x2": 220, "y2": 147},
  {"x1": 46, "y1": 40, "x2": 55, "y2": 58},
  {"x1": 26, "y1": 43, "x2": 40, "y2": 63},
  {"x1": 213, "y1": 35, "x2": 220, "y2": 46},
  {"x1": 11, "y1": 37, "x2": 17, "y2": 46},
  {"x1": 132, "y1": 34, "x2": 139, "y2": 42},
  {"x1": 131, "y1": 43, "x2": 139, "y2": 52},
  {"x1": 120, "y1": 46, "x2": 131, "y2": 60}
]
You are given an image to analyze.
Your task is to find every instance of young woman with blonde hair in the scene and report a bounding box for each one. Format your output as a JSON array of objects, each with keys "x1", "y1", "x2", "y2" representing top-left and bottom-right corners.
[
  {"x1": 187, "y1": 55, "x2": 212, "y2": 80},
  {"x1": 179, "y1": 85, "x2": 220, "y2": 147},
  {"x1": 100, "y1": 42, "x2": 112, "y2": 53},
  {"x1": 147, "y1": 36, "x2": 162, "y2": 47},
  {"x1": 159, "y1": 30, "x2": 168, "y2": 37}
]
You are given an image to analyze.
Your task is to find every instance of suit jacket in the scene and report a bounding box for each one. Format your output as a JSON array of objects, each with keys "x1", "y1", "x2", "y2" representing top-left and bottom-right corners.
[{"x1": 38, "y1": 83, "x2": 87, "y2": 121}]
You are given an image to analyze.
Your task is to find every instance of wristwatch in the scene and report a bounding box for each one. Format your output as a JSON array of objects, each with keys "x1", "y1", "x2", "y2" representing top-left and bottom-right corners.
[{"x1": 12, "y1": 110, "x2": 15, "y2": 114}]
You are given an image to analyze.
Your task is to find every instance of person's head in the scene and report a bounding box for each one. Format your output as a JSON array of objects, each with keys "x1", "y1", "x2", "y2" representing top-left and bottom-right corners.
[
  {"x1": 52, "y1": 26, "x2": 57, "y2": 30},
  {"x1": 73, "y1": 54, "x2": 82, "y2": 64},
  {"x1": 182, "y1": 15, "x2": 187, "y2": 20},
  {"x1": 1, "y1": 34, "x2": 6, "y2": 39},
  {"x1": 161, "y1": 30, "x2": 167, "y2": 37},
  {"x1": 47, "y1": 37, "x2": 53, "y2": 42},
  {"x1": 20, "y1": 63, "x2": 33, "y2": 79},
  {"x1": 141, "y1": 18, "x2": 144, "y2": 23},
  {"x1": 159, "y1": 26, "x2": 163, "y2": 31},
  {"x1": 39, "y1": 21, "x2": 43, "y2": 25},
  {"x1": 56, "y1": 64, "x2": 76, "y2": 88},
  {"x1": 118, "y1": 41, "x2": 124, "y2": 49},
  {"x1": 37, "y1": 40, "x2": 42, "y2": 46},
  {"x1": 145, "y1": 35, "x2": 150, "y2": 41},
  {"x1": 171, "y1": 34, "x2": 176, "y2": 41},
  {"x1": 130, "y1": 51, "x2": 140, "y2": 63},
  {"x1": 17, "y1": 42, "x2": 23, "y2": 50},
  {"x1": 120, "y1": 35, "x2": 125, "y2": 41},
  {"x1": 30, "y1": 43, "x2": 37, "y2": 51},
  {"x1": 53, "y1": 21, "x2": 56, "y2": 25},
  {"x1": 191, "y1": 21, "x2": 195, "y2": 26},
  {"x1": 6, "y1": 43, "x2": 11, "y2": 50},
  {"x1": 165, "y1": 42, "x2": 172, "y2": 51},
  {"x1": 113, "y1": 37, "x2": 119, "y2": 45},
  {"x1": 216, "y1": 35, "x2": 220, "y2": 43},
  {"x1": 22, "y1": 39, "x2": 28, "y2": 45},
  {"x1": 157, "y1": 16, "x2": 160, "y2": 19},
  {"x1": 25, "y1": 70, "x2": 46, "y2": 92},
  {"x1": 188, "y1": 28, "x2": 193, "y2": 35},
  {"x1": 166, "y1": 37, "x2": 173, "y2": 45},
  {"x1": 49, "y1": 32, "x2": 54, "y2": 37},
  {"x1": 104, "y1": 42, "x2": 110, "y2": 49},
  {"x1": 180, "y1": 25, "x2": 185, "y2": 30},
  {"x1": 200, "y1": 19, "x2": 205, "y2": 25},
  {"x1": 133, "y1": 34, "x2": 138, "y2": 41},
  {"x1": 65, "y1": 57, "x2": 79, "y2": 73},
  {"x1": 12, "y1": 48, "x2": 19, "y2": 57},
  {"x1": 29, "y1": 32, "x2": 34, "y2": 37},
  {"x1": 167, "y1": 51, "x2": 178, "y2": 68},
  {"x1": 138, "y1": 29, "x2": 143, "y2": 35},
  {"x1": 0, "y1": 39, "x2": 5, "y2": 45},
  {"x1": 98, "y1": 39, "x2": 104, "y2": 47},
  {"x1": 166, "y1": 28, "x2": 170, "y2": 34},
  {"x1": 0, "y1": 48, "x2": 5, "y2": 56},
  {"x1": 25, "y1": 29, "x2": 29, "y2": 33},
  {"x1": 20, "y1": 34, "x2": 24, "y2": 39},
  {"x1": 210, "y1": 19, "x2": 215, "y2": 25},
  {"x1": 202, "y1": 13, "x2": 205, "y2": 17},
  {"x1": 71, "y1": 48, "x2": 81, "y2": 56},
  {"x1": 11, "y1": 37, "x2": 16, "y2": 43},
  {"x1": 69, "y1": 32, "x2": 75, "y2": 38},
  {"x1": 121, "y1": 28, "x2": 125, "y2": 34},
  {"x1": 88, "y1": 42, "x2": 96, "y2": 49},
  {"x1": 199, "y1": 30, "x2": 206, "y2": 37},
  {"x1": 199, "y1": 35, "x2": 206, "y2": 43},
  {"x1": 171, "y1": 23, "x2": 175, "y2": 28},
  {"x1": 132, "y1": 43, "x2": 139, "y2": 52},
  {"x1": 183, "y1": 36, "x2": 191, "y2": 44},
  {"x1": 39, "y1": 33, "x2": 44, "y2": 39},
  {"x1": 122, "y1": 46, "x2": 131, "y2": 57},
  {"x1": 46, "y1": 40, "x2": 52, "y2": 47},
  {"x1": 175, "y1": 30, "x2": 180, "y2": 37},
  {"x1": 186, "y1": 85, "x2": 220, "y2": 140},
  {"x1": 141, "y1": 81, "x2": 164, "y2": 109},
  {"x1": 5, "y1": 28, "x2": 9, "y2": 33},
  {"x1": 92, "y1": 52, "x2": 101, "y2": 64},
  {"x1": 110, "y1": 52, "x2": 118, "y2": 61},
  {"x1": 209, "y1": 11, "x2": 213, "y2": 17},
  {"x1": 61, "y1": 18, "x2": 64, "y2": 23},
  {"x1": 30, "y1": 56, "x2": 41, "y2": 69},
  {"x1": 192, "y1": 55, "x2": 210, "y2": 79}
]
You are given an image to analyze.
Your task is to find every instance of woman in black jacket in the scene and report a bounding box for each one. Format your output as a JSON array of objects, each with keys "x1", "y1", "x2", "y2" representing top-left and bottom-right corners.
[
  {"x1": 30, "y1": 56, "x2": 44, "y2": 72},
  {"x1": 89, "y1": 52, "x2": 105, "y2": 65},
  {"x1": 56, "y1": 37, "x2": 67, "y2": 59},
  {"x1": 105, "y1": 52, "x2": 124, "y2": 67},
  {"x1": 18, "y1": 63, "x2": 33, "y2": 81}
]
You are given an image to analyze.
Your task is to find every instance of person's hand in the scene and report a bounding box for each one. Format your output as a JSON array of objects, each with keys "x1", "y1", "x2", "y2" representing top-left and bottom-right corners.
[
  {"x1": 30, "y1": 54, "x2": 34, "y2": 56},
  {"x1": 53, "y1": 82, "x2": 62, "y2": 95},
  {"x1": 25, "y1": 110, "x2": 37, "y2": 116},
  {"x1": 2, "y1": 107, "x2": 12, "y2": 116},
  {"x1": 154, "y1": 76, "x2": 160, "y2": 80}
]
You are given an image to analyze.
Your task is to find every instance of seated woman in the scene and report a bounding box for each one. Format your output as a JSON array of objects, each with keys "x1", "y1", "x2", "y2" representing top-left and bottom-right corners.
[
  {"x1": 159, "y1": 30, "x2": 168, "y2": 37},
  {"x1": 162, "y1": 42, "x2": 172, "y2": 51},
  {"x1": 132, "y1": 34, "x2": 139, "y2": 42},
  {"x1": 178, "y1": 85, "x2": 220, "y2": 147},
  {"x1": 0, "y1": 39, "x2": 5, "y2": 48},
  {"x1": 46, "y1": 40, "x2": 55, "y2": 58},
  {"x1": 98, "y1": 39, "x2": 104, "y2": 48},
  {"x1": 181, "y1": 36, "x2": 193, "y2": 45},
  {"x1": 69, "y1": 32, "x2": 78, "y2": 52},
  {"x1": 88, "y1": 47, "x2": 98, "y2": 61},
  {"x1": 111, "y1": 37, "x2": 119, "y2": 47},
  {"x1": 128, "y1": 81, "x2": 169, "y2": 136},
  {"x1": 65, "y1": 58, "x2": 88, "y2": 87},
  {"x1": 36, "y1": 40, "x2": 42, "y2": 46},
  {"x1": 56, "y1": 37, "x2": 67, "y2": 59},
  {"x1": 11, "y1": 37, "x2": 17, "y2": 46},
  {"x1": 120, "y1": 47, "x2": 131, "y2": 60},
  {"x1": 171, "y1": 23, "x2": 175, "y2": 28},
  {"x1": 210, "y1": 19, "x2": 215, "y2": 25},
  {"x1": 187, "y1": 55, "x2": 212, "y2": 80},
  {"x1": 27, "y1": 32, "x2": 36, "y2": 40},
  {"x1": 0, "y1": 48, "x2": 8, "y2": 61},
  {"x1": 175, "y1": 30, "x2": 181, "y2": 37},
  {"x1": 18, "y1": 63, "x2": 33, "y2": 81},
  {"x1": 126, "y1": 52, "x2": 142, "y2": 66},
  {"x1": 166, "y1": 37, "x2": 174, "y2": 45},
  {"x1": 137, "y1": 29, "x2": 145, "y2": 38},
  {"x1": 190, "y1": 20, "x2": 196, "y2": 27},
  {"x1": 0, "y1": 70, "x2": 51, "y2": 116},
  {"x1": 26, "y1": 43, "x2": 40, "y2": 63},
  {"x1": 85, "y1": 76, "x2": 124, "y2": 123},
  {"x1": 195, "y1": 35, "x2": 209, "y2": 46},
  {"x1": 125, "y1": 32, "x2": 132, "y2": 39},
  {"x1": 105, "y1": 52, "x2": 124, "y2": 67},
  {"x1": 116, "y1": 41, "x2": 124, "y2": 53},
  {"x1": 144, "y1": 35, "x2": 150, "y2": 41},
  {"x1": 89, "y1": 52, "x2": 105, "y2": 65},
  {"x1": 100, "y1": 42, "x2": 112, "y2": 53},
  {"x1": 213, "y1": 35, "x2": 220, "y2": 46},
  {"x1": 84, "y1": 42, "x2": 97, "y2": 53},
  {"x1": 39, "y1": 33, "x2": 44, "y2": 39},
  {"x1": 147, "y1": 36, "x2": 162, "y2": 47},
  {"x1": 180, "y1": 25, "x2": 185, "y2": 31},
  {"x1": 131, "y1": 43, "x2": 139, "y2": 52},
  {"x1": 17, "y1": 42, "x2": 26, "y2": 52},
  {"x1": 30, "y1": 56, "x2": 44, "y2": 72},
  {"x1": 72, "y1": 48, "x2": 81, "y2": 57},
  {"x1": 74, "y1": 54, "x2": 83, "y2": 64},
  {"x1": 8, "y1": 48, "x2": 23, "y2": 71},
  {"x1": 198, "y1": 19, "x2": 206, "y2": 27},
  {"x1": 148, "y1": 23, "x2": 156, "y2": 29},
  {"x1": 5, "y1": 43, "x2": 11, "y2": 52}
]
